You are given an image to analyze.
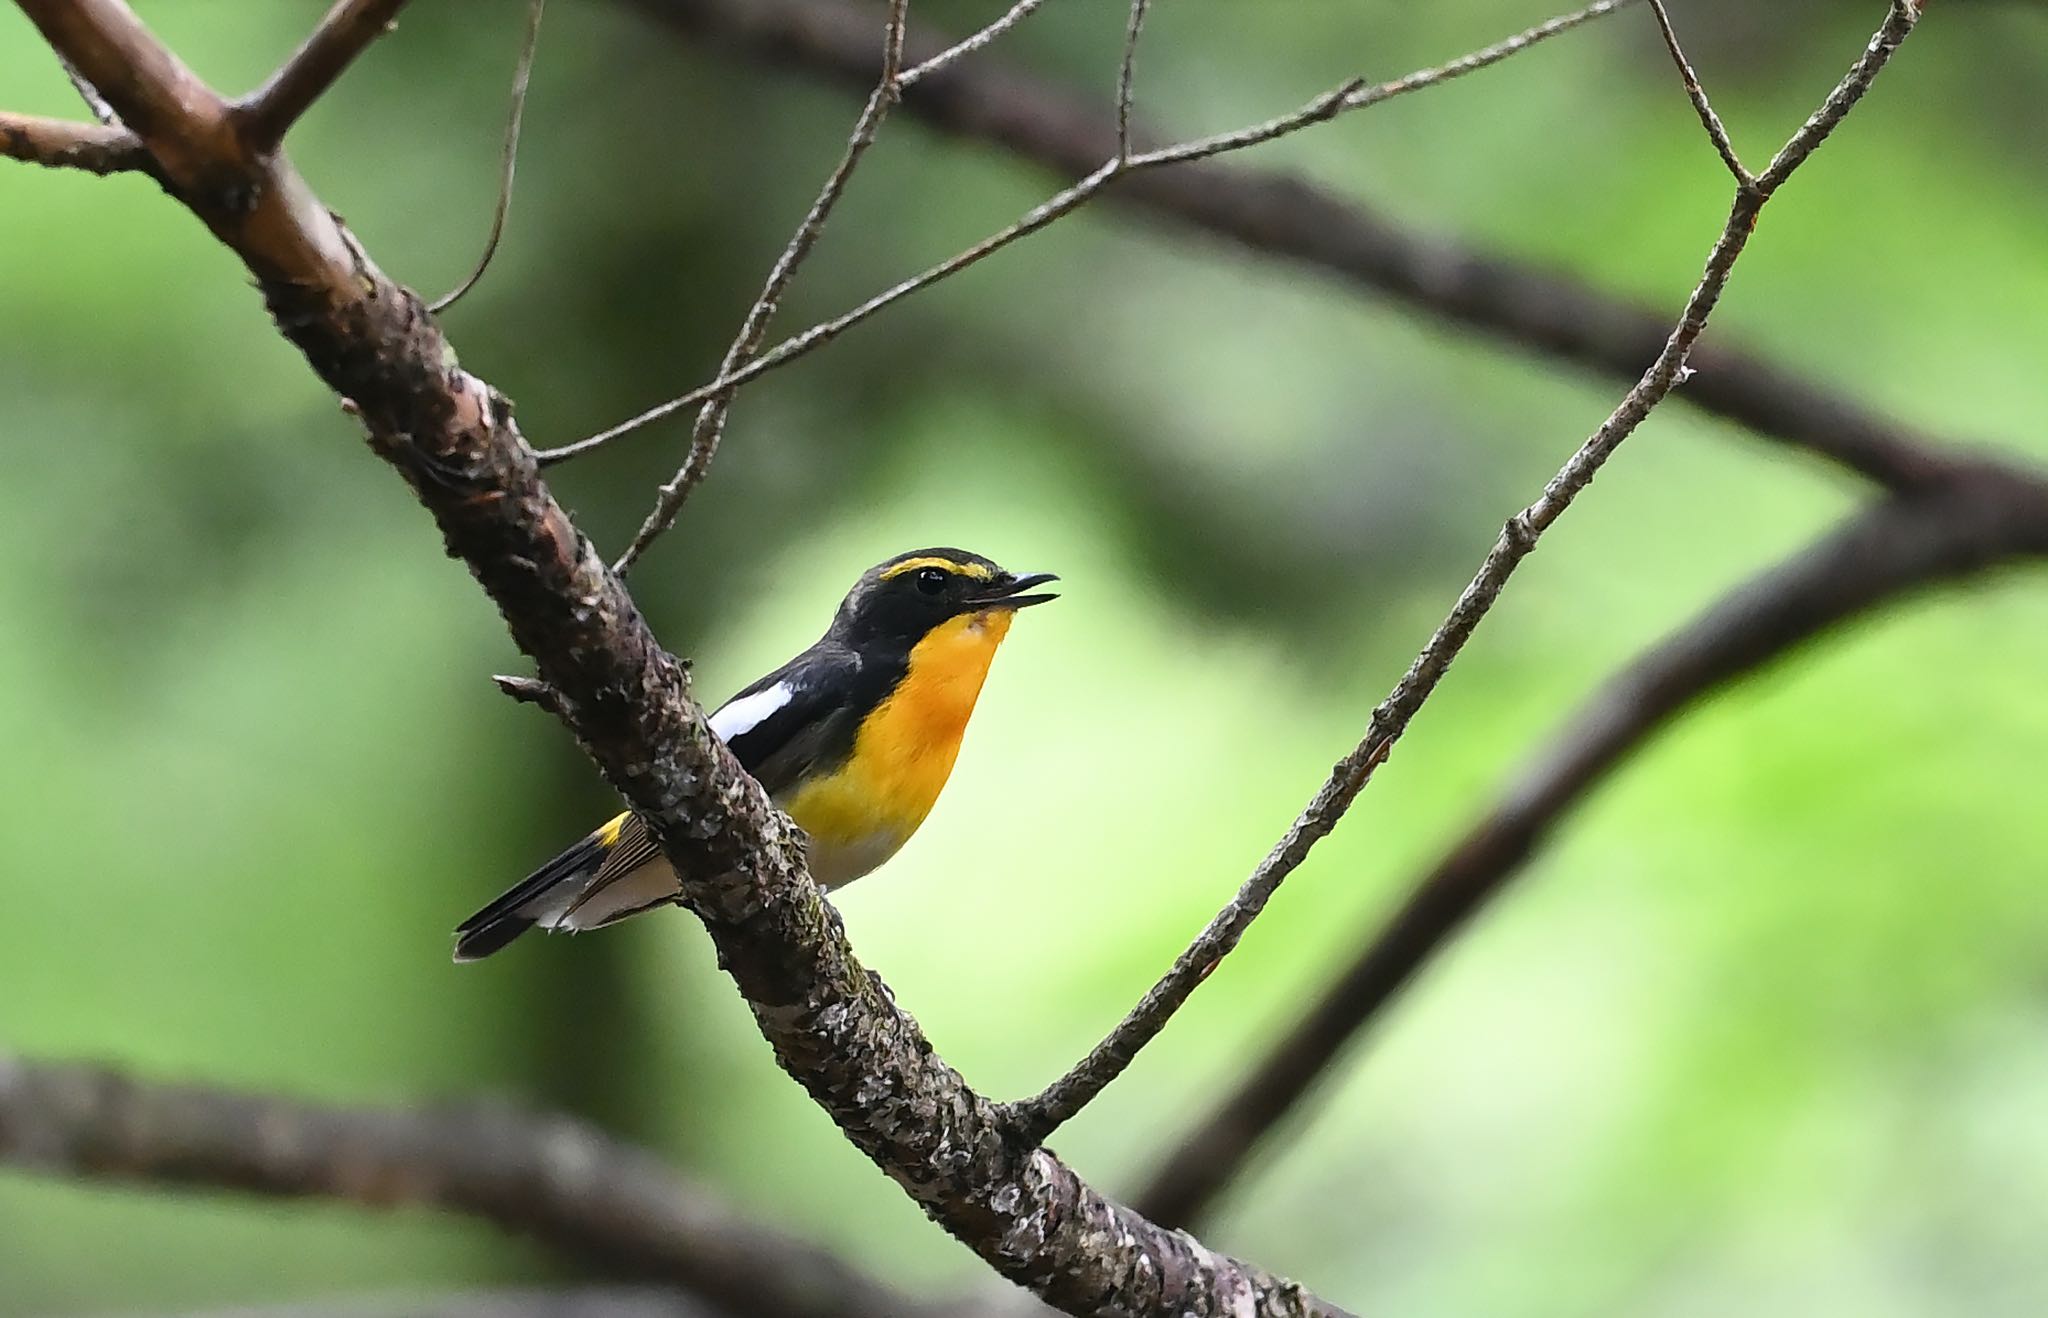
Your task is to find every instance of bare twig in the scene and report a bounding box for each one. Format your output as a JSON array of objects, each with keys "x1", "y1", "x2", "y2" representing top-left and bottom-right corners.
[
  {"x1": 627, "y1": 0, "x2": 1952, "y2": 491},
  {"x1": 896, "y1": 0, "x2": 1049, "y2": 88},
  {"x1": 608, "y1": 0, "x2": 911, "y2": 573},
  {"x1": 539, "y1": 0, "x2": 1631, "y2": 468},
  {"x1": 430, "y1": 0, "x2": 547, "y2": 314},
  {"x1": 0, "y1": 109, "x2": 148, "y2": 174},
  {"x1": 1002, "y1": 0, "x2": 1923, "y2": 1146},
  {"x1": 1132, "y1": 462, "x2": 2048, "y2": 1228},
  {"x1": 0, "y1": 1056, "x2": 936, "y2": 1318},
  {"x1": 1115, "y1": 0, "x2": 1151, "y2": 162},
  {"x1": 237, "y1": 0, "x2": 412, "y2": 151},
  {"x1": 9, "y1": 7, "x2": 1350, "y2": 1313},
  {"x1": 1645, "y1": 0, "x2": 1751, "y2": 185}
]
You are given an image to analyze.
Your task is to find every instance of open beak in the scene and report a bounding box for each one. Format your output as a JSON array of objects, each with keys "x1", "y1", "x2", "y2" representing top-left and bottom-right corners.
[{"x1": 975, "y1": 570, "x2": 1060, "y2": 610}]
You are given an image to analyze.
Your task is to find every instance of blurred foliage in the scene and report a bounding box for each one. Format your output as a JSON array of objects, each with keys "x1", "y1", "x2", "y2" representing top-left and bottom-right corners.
[{"x1": 3, "y1": 1, "x2": 2047, "y2": 1314}]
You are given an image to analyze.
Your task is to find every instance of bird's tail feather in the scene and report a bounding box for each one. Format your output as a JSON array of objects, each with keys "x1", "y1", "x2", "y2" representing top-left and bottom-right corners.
[{"x1": 452, "y1": 829, "x2": 609, "y2": 962}]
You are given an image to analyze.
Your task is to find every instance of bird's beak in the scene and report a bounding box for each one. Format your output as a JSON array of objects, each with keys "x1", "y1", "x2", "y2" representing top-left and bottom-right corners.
[{"x1": 975, "y1": 570, "x2": 1060, "y2": 609}]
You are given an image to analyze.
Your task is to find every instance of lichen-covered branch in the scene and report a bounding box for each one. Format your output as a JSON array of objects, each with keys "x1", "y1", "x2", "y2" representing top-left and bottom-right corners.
[{"x1": 5, "y1": 3, "x2": 1346, "y2": 1313}]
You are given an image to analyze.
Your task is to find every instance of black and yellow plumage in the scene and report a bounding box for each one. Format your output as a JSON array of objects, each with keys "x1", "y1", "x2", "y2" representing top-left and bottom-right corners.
[{"x1": 454, "y1": 548, "x2": 1057, "y2": 961}]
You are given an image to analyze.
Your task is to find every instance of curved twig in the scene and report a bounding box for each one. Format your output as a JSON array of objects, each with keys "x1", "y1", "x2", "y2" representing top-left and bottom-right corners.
[
  {"x1": 1132, "y1": 462, "x2": 2048, "y2": 1228},
  {"x1": 429, "y1": 0, "x2": 547, "y2": 315}
]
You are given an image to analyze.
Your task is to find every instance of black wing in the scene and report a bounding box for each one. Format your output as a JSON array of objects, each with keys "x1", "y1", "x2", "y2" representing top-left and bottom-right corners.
[{"x1": 713, "y1": 642, "x2": 880, "y2": 800}]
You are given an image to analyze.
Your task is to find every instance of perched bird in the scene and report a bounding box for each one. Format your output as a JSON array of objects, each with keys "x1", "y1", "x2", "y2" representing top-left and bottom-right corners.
[{"x1": 453, "y1": 548, "x2": 1057, "y2": 961}]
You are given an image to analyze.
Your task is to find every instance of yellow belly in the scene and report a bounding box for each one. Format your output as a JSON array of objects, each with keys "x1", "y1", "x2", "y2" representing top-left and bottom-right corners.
[{"x1": 781, "y1": 610, "x2": 1013, "y2": 889}]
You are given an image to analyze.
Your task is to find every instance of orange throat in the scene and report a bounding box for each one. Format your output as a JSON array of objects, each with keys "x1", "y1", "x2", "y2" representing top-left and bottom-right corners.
[{"x1": 780, "y1": 609, "x2": 1014, "y2": 886}]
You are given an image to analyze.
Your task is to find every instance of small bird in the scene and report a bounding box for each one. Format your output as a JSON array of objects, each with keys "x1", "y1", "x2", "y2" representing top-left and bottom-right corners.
[{"x1": 454, "y1": 548, "x2": 1057, "y2": 961}]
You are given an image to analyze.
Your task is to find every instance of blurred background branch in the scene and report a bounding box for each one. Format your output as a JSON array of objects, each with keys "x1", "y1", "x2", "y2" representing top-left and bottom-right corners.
[{"x1": 0, "y1": 1056, "x2": 948, "y2": 1318}]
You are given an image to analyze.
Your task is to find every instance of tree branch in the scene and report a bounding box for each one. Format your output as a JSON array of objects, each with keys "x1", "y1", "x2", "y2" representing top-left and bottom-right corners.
[
  {"x1": 540, "y1": 0, "x2": 1629, "y2": 467},
  {"x1": 7, "y1": 5, "x2": 1345, "y2": 1314},
  {"x1": 609, "y1": 0, "x2": 911, "y2": 574},
  {"x1": 1131, "y1": 456, "x2": 2048, "y2": 1230},
  {"x1": 0, "y1": 108, "x2": 148, "y2": 174},
  {"x1": 623, "y1": 0, "x2": 1953, "y2": 493},
  {"x1": 1002, "y1": 0, "x2": 1923, "y2": 1147},
  {"x1": 0, "y1": 1056, "x2": 936, "y2": 1318},
  {"x1": 1646, "y1": 0, "x2": 1751, "y2": 186},
  {"x1": 237, "y1": 0, "x2": 413, "y2": 152}
]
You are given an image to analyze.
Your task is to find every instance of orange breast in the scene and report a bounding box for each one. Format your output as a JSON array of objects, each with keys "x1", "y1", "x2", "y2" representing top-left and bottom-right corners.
[{"x1": 781, "y1": 610, "x2": 1013, "y2": 887}]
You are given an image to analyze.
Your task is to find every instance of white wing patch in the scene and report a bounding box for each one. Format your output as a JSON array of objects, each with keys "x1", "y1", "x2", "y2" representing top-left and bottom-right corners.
[{"x1": 709, "y1": 681, "x2": 794, "y2": 743}]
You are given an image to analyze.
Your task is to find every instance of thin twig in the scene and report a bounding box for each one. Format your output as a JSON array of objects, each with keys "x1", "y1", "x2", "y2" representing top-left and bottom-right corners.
[
  {"x1": 608, "y1": 0, "x2": 911, "y2": 574},
  {"x1": 236, "y1": 0, "x2": 412, "y2": 151},
  {"x1": 1002, "y1": 0, "x2": 1922, "y2": 1146},
  {"x1": 896, "y1": 0, "x2": 1049, "y2": 88},
  {"x1": 627, "y1": 0, "x2": 1950, "y2": 492},
  {"x1": 1131, "y1": 464, "x2": 2048, "y2": 1229},
  {"x1": 1646, "y1": 0, "x2": 1751, "y2": 185},
  {"x1": 0, "y1": 110, "x2": 149, "y2": 174},
  {"x1": 1115, "y1": 0, "x2": 1151, "y2": 162},
  {"x1": 539, "y1": 0, "x2": 1629, "y2": 468},
  {"x1": 430, "y1": 0, "x2": 547, "y2": 314}
]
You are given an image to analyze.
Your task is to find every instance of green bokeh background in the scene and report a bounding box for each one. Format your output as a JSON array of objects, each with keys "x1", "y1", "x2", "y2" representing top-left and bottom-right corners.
[{"x1": 4, "y1": 1, "x2": 2046, "y2": 1314}]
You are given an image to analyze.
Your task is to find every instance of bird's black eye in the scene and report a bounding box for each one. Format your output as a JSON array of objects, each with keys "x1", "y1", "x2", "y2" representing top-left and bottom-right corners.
[{"x1": 914, "y1": 567, "x2": 949, "y2": 596}]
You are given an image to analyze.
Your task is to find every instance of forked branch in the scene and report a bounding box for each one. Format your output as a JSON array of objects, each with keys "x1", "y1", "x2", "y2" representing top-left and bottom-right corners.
[
  {"x1": 539, "y1": 0, "x2": 1634, "y2": 468},
  {"x1": 237, "y1": 0, "x2": 413, "y2": 151},
  {"x1": 608, "y1": 0, "x2": 910, "y2": 574},
  {"x1": 627, "y1": 0, "x2": 1950, "y2": 491}
]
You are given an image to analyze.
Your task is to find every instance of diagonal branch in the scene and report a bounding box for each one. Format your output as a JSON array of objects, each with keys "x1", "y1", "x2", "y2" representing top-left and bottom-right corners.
[
  {"x1": 1114, "y1": 0, "x2": 1151, "y2": 162},
  {"x1": 1132, "y1": 459, "x2": 2048, "y2": 1229},
  {"x1": 0, "y1": 108, "x2": 149, "y2": 174},
  {"x1": 897, "y1": 0, "x2": 1049, "y2": 89},
  {"x1": 1002, "y1": 0, "x2": 1923, "y2": 1146},
  {"x1": 623, "y1": 0, "x2": 1952, "y2": 493},
  {"x1": 608, "y1": 0, "x2": 910, "y2": 574},
  {"x1": 540, "y1": 0, "x2": 1631, "y2": 467},
  {"x1": 1646, "y1": 0, "x2": 1751, "y2": 185},
  {"x1": 237, "y1": 0, "x2": 413, "y2": 152},
  {"x1": 0, "y1": 1056, "x2": 944, "y2": 1318},
  {"x1": 8, "y1": 4, "x2": 1345, "y2": 1314}
]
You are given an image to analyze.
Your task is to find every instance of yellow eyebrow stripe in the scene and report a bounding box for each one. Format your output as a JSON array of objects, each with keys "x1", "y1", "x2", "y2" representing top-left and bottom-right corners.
[{"x1": 879, "y1": 556, "x2": 994, "y2": 581}]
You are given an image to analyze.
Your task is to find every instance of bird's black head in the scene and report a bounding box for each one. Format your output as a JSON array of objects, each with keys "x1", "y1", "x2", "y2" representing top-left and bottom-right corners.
[{"x1": 829, "y1": 548, "x2": 1058, "y2": 648}]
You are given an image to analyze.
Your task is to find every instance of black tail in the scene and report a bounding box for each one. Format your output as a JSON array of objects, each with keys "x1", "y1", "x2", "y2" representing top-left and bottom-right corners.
[{"x1": 453, "y1": 830, "x2": 608, "y2": 962}]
